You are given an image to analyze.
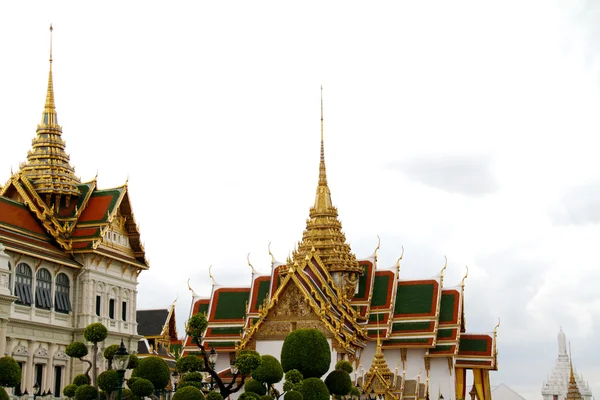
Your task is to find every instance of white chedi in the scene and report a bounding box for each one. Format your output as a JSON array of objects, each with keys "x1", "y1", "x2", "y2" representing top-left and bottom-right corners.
[{"x1": 542, "y1": 329, "x2": 592, "y2": 400}]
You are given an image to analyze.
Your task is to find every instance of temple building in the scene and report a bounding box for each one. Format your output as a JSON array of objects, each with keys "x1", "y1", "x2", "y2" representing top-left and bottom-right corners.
[
  {"x1": 136, "y1": 302, "x2": 181, "y2": 368},
  {"x1": 182, "y1": 93, "x2": 499, "y2": 400},
  {"x1": 0, "y1": 27, "x2": 147, "y2": 397},
  {"x1": 542, "y1": 329, "x2": 592, "y2": 400}
]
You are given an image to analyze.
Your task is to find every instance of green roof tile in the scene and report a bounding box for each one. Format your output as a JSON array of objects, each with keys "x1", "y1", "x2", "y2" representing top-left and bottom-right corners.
[
  {"x1": 212, "y1": 290, "x2": 250, "y2": 320},
  {"x1": 439, "y1": 293, "x2": 457, "y2": 323},
  {"x1": 394, "y1": 282, "x2": 435, "y2": 316},
  {"x1": 371, "y1": 274, "x2": 391, "y2": 307}
]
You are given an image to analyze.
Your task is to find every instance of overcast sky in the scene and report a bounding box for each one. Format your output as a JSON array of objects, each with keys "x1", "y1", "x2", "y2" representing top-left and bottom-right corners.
[{"x1": 1, "y1": 1, "x2": 600, "y2": 399}]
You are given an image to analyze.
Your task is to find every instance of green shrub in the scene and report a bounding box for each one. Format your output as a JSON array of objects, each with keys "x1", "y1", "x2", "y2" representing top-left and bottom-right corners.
[
  {"x1": 261, "y1": 396, "x2": 274, "y2": 400},
  {"x1": 178, "y1": 381, "x2": 204, "y2": 390},
  {"x1": 299, "y1": 378, "x2": 329, "y2": 400},
  {"x1": 281, "y1": 329, "x2": 331, "y2": 378},
  {"x1": 74, "y1": 384, "x2": 98, "y2": 400},
  {"x1": 65, "y1": 342, "x2": 88, "y2": 359},
  {"x1": 103, "y1": 344, "x2": 120, "y2": 366},
  {"x1": 252, "y1": 355, "x2": 283, "y2": 386},
  {"x1": 236, "y1": 349, "x2": 262, "y2": 375},
  {"x1": 63, "y1": 384, "x2": 78, "y2": 398},
  {"x1": 0, "y1": 356, "x2": 21, "y2": 387},
  {"x1": 97, "y1": 370, "x2": 120, "y2": 392},
  {"x1": 239, "y1": 393, "x2": 261, "y2": 400},
  {"x1": 173, "y1": 386, "x2": 205, "y2": 400},
  {"x1": 284, "y1": 390, "x2": 303, "y2": 400},
  {"x1": 130, "y1": 378, "x2": 155, "y2": 397},
  {"x1": 126, "y1": 377, "x2": 138, "y2": 389},
  {"x1": 324, "y1": 369, "x2": 352, "y2": 395},
  {"x1": 127, "y1": 353, "x2": 139, "y2": 369},
  {"x1": 181, "y1": 371, "x2": 203, "y2": 382},
  {"x1": 283, "y1": 369, "x2": 303, "y2": 392},
  {"x1": 121, "y1": 388, "x2": 133, "y2": 399},
  {"x1": 176, "y1": 354, "x2": 204, "y2": 373},
  {"x1": 244, "y1": 378, "x2": 267, "y2": 395},
  {"x1": 186, "y1": 313, "x2": 208, "y2": 340},
  {"x1": 73, "y1": 374, "x2": 91, "y2": 386},
  {"x1": 132, "y1": 356, "x2": 171, "y2": 390},
  {"x1": 0, "y1": 387, "x2": 9, "y2": 400},
  {"x1": 206, "y1": 391, "x2": 224, "y2": 400},
  {"x1": 83, "y1": 323, "x2": 108, "y2": 343},
  {"x1": 334, "y1": 360, "x2": 353, "y2": 374}
]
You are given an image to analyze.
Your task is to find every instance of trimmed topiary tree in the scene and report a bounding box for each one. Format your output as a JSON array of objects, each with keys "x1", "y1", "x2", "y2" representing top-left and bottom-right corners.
[
  {"x1": 83, "y1": 322, "x2": 108, "y2": 387},
  {"x1": 299, "y1": 378, "x2": 329, "y2": 400},
  {"x1": 0, "y1": 356, "x2": 21, "y2": 388},
  {"x1": 103, "y1": 345, "x2": 120, "y2": 370},
  {"x1": 261, "y1": 396, "x2": 274, "y2": 400},
  {"x1": 282, "y1": 369, "x2": 303, "y2": 393},
  {"x1": 126, "y1": 353, "x2": 139, "y2": 370},
  {"x1": 66, "y1": 343, "x2": 93, "y2": 381},
  {"x1": 176, "y1": 354, "x2": 203, "y2": 373},
  {"x1": 281, "y1": 329, "x2": 330, "y2": 379},
  {"x1": 206, "y1": 391, "x2": 224, "y2": 400},
  {"x1": 132, "y1": 356, "x2": 171, "y2": 390},
  {"x1": 334, "y1": 360, "x2": 353, "y2": 374},
  {"x1": 179, "y1": 381, "x2": 204, "y2": 390},
  {"x1": 74, "y1": 384, "x2": 99, "y2": 400},
  {"x1": 252, "y1": 355, "x2": 283, "y2": 395},
  {"x1": 173, "y1": 386, "x2": 205, "y2": 400},
  {"x1": 73, "y1": 374, "x2": 91, "y2": 386},
  {"x1": 0, "y1": 387, "x2": 9, "y2": 400},
  {"x1": 63, "y1": 384, "x2": 78, "y2": 399},
  {"x1": 181, "y1": 372, "x2": 203, "y2": 383},
  {"x1": 97, "y1": 370, "x2": 120, "y2": 398},
  {"x1": 244, "y1": 378, "x2": 267, "y2": 395},
  {"x1": 130, "y1": 378, "x2": 155, "y2": 398},
  {"x1": 324, "y1": 369, "x2": 352, "y2": 396},
  {"x1": 239, "y1": 393, "x2": 261, "y2": 400},
  {"x1": 284, "y1": 390, "x2": 303, "y2": 400}
]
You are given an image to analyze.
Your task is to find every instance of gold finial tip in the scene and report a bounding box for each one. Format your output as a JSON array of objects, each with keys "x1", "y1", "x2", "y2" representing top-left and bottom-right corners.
[{"x1": 49, "y1": 24, "x2": 53, "y2": 31}]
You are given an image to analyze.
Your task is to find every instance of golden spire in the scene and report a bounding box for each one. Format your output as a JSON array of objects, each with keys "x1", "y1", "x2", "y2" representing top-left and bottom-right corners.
[
  {"x1": 290, "y1": 87, "x2": 362, "y2": 295},
  {"x1": 19, "y1": 25, "x2": 81, "y2": 212},
  {"x1": 566, "y1": 344, "x2": 583, "y2": 400}
]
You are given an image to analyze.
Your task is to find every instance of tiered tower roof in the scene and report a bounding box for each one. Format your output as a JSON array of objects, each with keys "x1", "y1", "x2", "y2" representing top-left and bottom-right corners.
[
  {"x1": 542, "y1": 329, "x2": 592, "y2": 400},
  {"x1": 19, "y1": 25, "x2": 81, "y2": 212}
]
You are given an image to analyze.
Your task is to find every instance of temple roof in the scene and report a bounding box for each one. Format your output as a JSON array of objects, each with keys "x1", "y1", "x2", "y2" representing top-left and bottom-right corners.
[{"x1": 137, "y1": 309, "x2": 170, "y2": 337}]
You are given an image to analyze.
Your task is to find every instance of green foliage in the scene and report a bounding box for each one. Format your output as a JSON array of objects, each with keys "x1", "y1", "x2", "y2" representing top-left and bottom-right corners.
[
  {"x1": 121, "y1": 389, "x2": 132, "y2": 400},
  {"x1": 261, "y1": 396, "x2": 274, "y2": 400},
  {"x1": 103, "y1": 345, "x2": 120, "y2": 363},
  {"x1": 334, "y1": 360, "x2": 353, "y2": 374},
  {"x1": 65, "y1": 342, "x2": 89, "y2": 359},
  {"x1": 127, "y1": 353, "x2": 139, "y2": 369},
  {"x1": 244, "y1": 378, "x2": 267, "y2": 395},
  {"x1": 97, "y1": 370, "x2": 120, "y2": 392},
  {"x1": 236, "y1": 349, "x2": 262, "y2": 375},
  {"x1": 130, "y1": 378, "x2": 155, "y2": 397},
  {"x1": 283, "y1": 369, "x2": 303, "y2": 392},
  {"x1": 173, "y1": 386, "x2": 205, "y2": 400},
  {"x1": 349, "y1": 386, "x2": 361, "y2": 397},
  {"x1": 0, "y1": 356, "x2": 21, "y2": 387},
  {"x1": 132, "y1": 356, "x2": 171, "y2": 390},
  {"x1": 206, "y1": 391, "x2": 224, "y2": 400},
  {"x1": 0, "y1": 387, "x2": 9, "y2": 400},
  {"x1": 324, "y1": 370, "x2": 352, "y2": 396},
  {"x1": 252, "y1": 355, "x2": 283, "y2": 386},
  {"x1": 239, "y1": 393, "x2": 261, "y2": 400},
  {"x1": 73, "y1": 374, "x2": 91, "y2": 386},
  {"x1": 281, "y1": 329, "x2": 331, "y2": 379},
  {"x1": 126, "y1": 377, "x2": 138, "y2": 389},
  {"x1": 186, "y1": 313, "x2": 208, "y2": 340},
  {"x1": 178, "y1": 381, "x2": 204, "y2": 390},
  {"x1": 83, "y1": 322, "x2": 108, "y2": 343},
  {"x1": 284, "y1": 391, "x2": 303, "y2": 400},
  {"x1": 181, "y1": 372, "x2": 203, "y2": 382},
  {"x1": 74, "y1": 384, "x2": 99, "y2": 400},
  {"x1": 176, "y1": 354, "x2": 204, "y2": 373},
  {"x1": 299, "y1": 378, "x2": 330, "y2": 400},
  {"x1": 63, "y1": 384, "x2": 78, "y2": 398}
]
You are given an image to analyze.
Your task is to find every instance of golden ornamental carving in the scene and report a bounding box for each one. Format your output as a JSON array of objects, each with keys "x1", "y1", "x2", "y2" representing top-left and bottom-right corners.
[{"x1": 272, "y1": 284, "x2": 312, "y2": 319}]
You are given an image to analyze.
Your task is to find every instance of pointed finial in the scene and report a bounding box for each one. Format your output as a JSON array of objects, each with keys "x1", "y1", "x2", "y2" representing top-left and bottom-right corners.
[
  {"x1": 268, "y1": 242, "x2": 275, "y2": 264},
  {"x1": 462, "y1": 266, "x2": 469, "y2": 287},
  {"x1": 318, "y1": 85, "x2": 328, "y2": 188},
  {"x1": 373, "y1": 235, "x2": 381, "y2": 259},
  {"x1": 396, "y1": 246, "x2": 404, "y2": 277},
  {"x1": 208, "y1": 265, "x2": 215, "y2": 286},
  {"x1": 49, "y1": 24, "x2": 53, "y2": 63},
  {"x1": 187, "y1": 278, "x2": 198, "y2": 298},
  {"x1": 494, "y1": 318, "x2": 501, "y2": 336},
  {"x1": 440, "y1": 256, "x2": 447, "y2": 278},
  {"x1": 247, "y1": 253, "x2": 256, "y2": 276},
  {"x1": 171, "y1": 293, "x2": 178, "y2": 306}
]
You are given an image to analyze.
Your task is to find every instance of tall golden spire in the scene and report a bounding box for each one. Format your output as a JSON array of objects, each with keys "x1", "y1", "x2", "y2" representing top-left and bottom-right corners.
[
  {"x1": 290, "y1": 87, "x2": 362, "y2": 297},
  {"x1": 19, "y1": 25, "x2": 81, "y2": 212},
  {"x1": 566, "y1": 344, "x2": 583, "y2": 400}
]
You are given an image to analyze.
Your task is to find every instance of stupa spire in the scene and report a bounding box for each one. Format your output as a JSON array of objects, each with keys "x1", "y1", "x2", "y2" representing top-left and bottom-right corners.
[
  {"x1": 566, "y1": 345, "x2": 583, "y2": 400},
  {"x1": 19, "y1": 25, "x2": 81, "y2": 212},
  {"x1": 289, "y1": 87, "x2": 362, "y2": 297}
]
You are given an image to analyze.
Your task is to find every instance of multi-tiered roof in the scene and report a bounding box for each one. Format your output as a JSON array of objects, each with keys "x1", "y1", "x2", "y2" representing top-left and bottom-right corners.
[
  {"x1": 182, "y1": 92, "x2": 498, "y2": 377},
  {"x1": 0, "y1": 26, "x2": 148, "y2": 270}
]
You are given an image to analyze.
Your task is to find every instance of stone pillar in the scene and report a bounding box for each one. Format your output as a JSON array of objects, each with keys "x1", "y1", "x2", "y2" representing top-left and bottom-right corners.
[
  {"x1": 46, "y1": 344, "x2": 58, "y2": 392},
  {"x1": 0, "y1": 243, "x2": 11, "y2": 296},
  {"x1": 26, "y1": 340, "x2": 37, "y2": 391},
  {"x1": 0, "y1": 318, "x2": 8, "y2": 356}
]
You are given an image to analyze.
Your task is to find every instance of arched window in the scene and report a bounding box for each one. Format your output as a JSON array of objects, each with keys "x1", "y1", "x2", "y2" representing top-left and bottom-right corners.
[
  {"x1": 35, "y1": 268, "x2": 53, "y2": 309},
  {"x1": 15, "y1": 263, "x2": 33, "y2": 306},
  {"x1": 55, "y1": 273, "x2": 72, "y2": 314}
]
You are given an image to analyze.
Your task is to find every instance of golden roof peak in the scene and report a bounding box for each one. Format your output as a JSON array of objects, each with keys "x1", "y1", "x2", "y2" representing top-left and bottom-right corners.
[
  {"x1": 289, "y1": 88, "x2": 362, "y2": 294},
  {"x1": 566, "y1": 344, "x2": 583, "y2": 400},
  {"x1": 19, "y1": 25, "x2": 81, "y2": 212}
]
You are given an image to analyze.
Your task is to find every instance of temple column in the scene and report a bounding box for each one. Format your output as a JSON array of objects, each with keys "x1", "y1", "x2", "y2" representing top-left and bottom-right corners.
[
  {"x1": 0, "y1": 318, "x2": 8, "y2": 356},
  {"x1": 26, "y1": 340, "x2": 37, "y2": 391},
  {"x1": 455, "y1": 367, "x2": 466, "y2": 400},
  {"x1": 45, "y1": 343, "x2": 58, "y2": 392}
]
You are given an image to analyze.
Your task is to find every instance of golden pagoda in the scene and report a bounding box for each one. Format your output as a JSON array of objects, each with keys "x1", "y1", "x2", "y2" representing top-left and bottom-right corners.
[{"x1": 566, "y1": 357, "x2": 583, "y2": 400}]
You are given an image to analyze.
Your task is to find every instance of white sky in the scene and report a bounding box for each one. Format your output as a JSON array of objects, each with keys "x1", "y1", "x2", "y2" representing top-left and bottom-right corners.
[{"x1": 1, "y1": 1, "x2": 600, "y2": 399}]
